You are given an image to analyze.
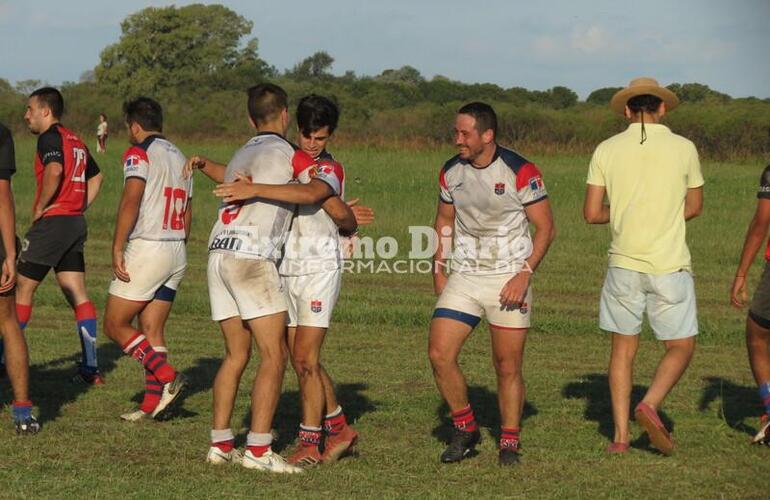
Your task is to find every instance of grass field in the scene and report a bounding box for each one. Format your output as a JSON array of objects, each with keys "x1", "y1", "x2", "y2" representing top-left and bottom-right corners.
[{"x1": 0, "y1": 134, "x2": 767, "y2": 499}]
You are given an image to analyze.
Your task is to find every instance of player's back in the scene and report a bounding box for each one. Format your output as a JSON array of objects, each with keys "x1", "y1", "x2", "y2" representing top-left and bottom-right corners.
[
  {"x1": 123, "y1": 135, "x2": 191, "y2": 241},
  {"x1": 209, "y1": 133, "x2": 310, "y2": 261}
]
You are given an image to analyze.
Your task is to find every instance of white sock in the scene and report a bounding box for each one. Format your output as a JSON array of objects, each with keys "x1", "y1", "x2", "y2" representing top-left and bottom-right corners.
[
  {"x1": 210, "y1": 428, "x2": 234, "y2": 444},
  {"x1": 325, "y1": 405, "x2": 343, "y2": 419}
]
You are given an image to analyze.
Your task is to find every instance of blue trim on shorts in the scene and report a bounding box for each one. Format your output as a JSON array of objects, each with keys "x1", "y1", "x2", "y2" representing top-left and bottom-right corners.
[
  {"x1": 432, "y1": 308, "x2": 481, "y2": 328},
  {"x1": 153, "y1": 285, "x2": 177, "y2": 302}
]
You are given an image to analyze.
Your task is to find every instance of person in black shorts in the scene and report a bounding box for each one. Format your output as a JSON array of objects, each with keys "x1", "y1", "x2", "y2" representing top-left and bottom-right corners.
[
  {"x1": 730, "y1": 164, "x2": 770, "y2": 445},
  {"x1": 19, "y1": 87, "x2": 104, "y2": 384},
  {"x1": 0, "y1": 121, "x2": 39, "y2": 433}
]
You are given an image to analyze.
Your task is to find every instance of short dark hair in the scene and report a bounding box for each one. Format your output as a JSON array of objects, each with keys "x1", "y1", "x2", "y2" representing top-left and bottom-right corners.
[
  {"x1": 296, "y1": 94, "x2": 339, "y2": 137},
  {"x1": 124, "y1": 97, "x2": 163, "y2": 132},
  {"x1": 457, "y1": 101, "x2": 497, "y2": 137},
  {"x1": 247, "y1": 83, "x2": 288, "y2": 126},
  {"x1": 30, "y1": 87, "x2": 64, "y2": 119},
  {"x1": 627, "y1": 94, "x2": 663, "y2": 114}
]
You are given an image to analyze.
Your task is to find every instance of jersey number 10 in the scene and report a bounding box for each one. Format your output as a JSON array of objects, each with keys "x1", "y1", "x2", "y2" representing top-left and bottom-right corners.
[{"x1": 162, "y1": 187, "x2": 186, "y2": 230}]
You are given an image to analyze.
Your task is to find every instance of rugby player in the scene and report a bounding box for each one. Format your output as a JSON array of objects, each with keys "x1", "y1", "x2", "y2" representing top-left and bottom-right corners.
[
  {"x1": 212, "y1": 94, "x2": 373, "y2": 466},
  {"x1": 0, "y1": 121, "x2": 39, "y2": 434},
  {"x1": 103, "y1": 97, "x2": 192, "y2": 421},
  {"x1": 428, "y1": 102, "x2": 555, "y2": 466},
  {"x1": 730, "y1": 163, "x2": 770, "y2": 445},
  {"x1": 19, "y1": 87, "x2": 104, "y2": 384}
]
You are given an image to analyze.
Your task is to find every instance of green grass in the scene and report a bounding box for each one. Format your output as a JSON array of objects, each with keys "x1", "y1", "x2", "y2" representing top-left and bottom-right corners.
[{"x1": 0, "y1": 135, "x2": 767, "y2": 499}]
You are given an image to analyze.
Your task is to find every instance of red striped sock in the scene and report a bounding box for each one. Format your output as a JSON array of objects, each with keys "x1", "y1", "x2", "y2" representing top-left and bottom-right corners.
[
  {"x1": 451, "y1": 404, "x2": 478, "y2": 432},
  {"x1": 500, "y1": 427, "x2": 520, "y2": 451},
  {"x1": 139, "y1": 348, "x2": 166, "y2": 413},
  {"x1": 211, "y1": 429, "x2": 235, "y2": 452},
  {"x1": 299, "y1": 425, "x2": 322, "y2": 447},
  {"x1": 213, "y1": 440, "x2": 234, "y2": 452},
  {"x1": 323, "y1": 406, "x2": 348, "y2": 436},
  {"x1": 121, "y1": 332, "x2": 175, "y2": 384}
]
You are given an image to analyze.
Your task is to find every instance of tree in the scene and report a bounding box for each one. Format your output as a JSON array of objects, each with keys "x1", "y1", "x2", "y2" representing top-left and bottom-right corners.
[
  {"x1": 547, "y1": 86, "x2": 578, "y2": 109},
  {"x1": 288, "y1": 51, "x2": 335, "y2": 79},
  {"x1": 15, "y1": 80, "x2": 43, "y2": 95},
  {"x1": 95, "y1": 4, "x2": 272, "y2": 97},
  {"x1": 666, "y1": 83, "x2": 730, "y2": 103},
  {"x1": 376, "y1": 66, "x2": 424, "y2": 86},
  {"x1": 586, "y1": 87, "x2": 623, "y2": 105}
]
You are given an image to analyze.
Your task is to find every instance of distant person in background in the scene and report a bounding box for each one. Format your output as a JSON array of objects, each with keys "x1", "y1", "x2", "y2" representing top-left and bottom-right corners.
[
  {"x1": 0, "y1": 121, "x2": 39, "y2": 434},
  {"x1": 729, "y1": 163, "x2": 770, "y2": 445},
  {"x1": 584, "y1": 77, "x2": 704, "y2": 455},
  {"x1": 96, "y1": 114, "x2": 108, "y2": 153},
  {"x1": 20, "y1": 86, "x2": 105, "y2": 384}
]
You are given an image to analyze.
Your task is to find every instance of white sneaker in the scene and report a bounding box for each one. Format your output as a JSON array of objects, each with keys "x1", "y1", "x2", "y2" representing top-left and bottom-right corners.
[
  {"x1": 151, "y1": 373, "x2": 188, "y2": 418},
  {"x1": 751, "y1": 417, "x2": 770, "y2": 445},
  {"x1": 120, "y1": 408, "x2": 149, "y2": 422},
  {"x1": 241, "y1": 449, "x2": 303, "y2": 474},
  {"x1": 206, "y1": 446, "x2": 243, "y2": 465}
]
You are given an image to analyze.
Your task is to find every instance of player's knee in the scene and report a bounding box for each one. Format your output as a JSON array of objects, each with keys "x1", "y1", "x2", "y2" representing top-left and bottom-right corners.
[
  {"x1": 428, "y1": 346, "x2": 455, "y2": 370},
  {"x1": 493, "y1": 356, "x2": 522, "y2": 379},
  {"x1": 293, "y1": 355, "x2": 320, "y2": 379},
  {"x1": 223, "y1": 349, "x2": 249, "y2": 369}
]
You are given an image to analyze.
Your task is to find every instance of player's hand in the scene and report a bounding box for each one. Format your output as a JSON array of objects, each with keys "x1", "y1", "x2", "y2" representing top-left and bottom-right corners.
[
  {"x1": 0, "y1": 257, "x2": 16, "y2": 293},
  {"x1": 499, "y1": 271, "x2": 531, "y2": 308},
  {"x1": 213, "y1": 173, "x2": 255, "y2": 203},
  {"x1": 730, "y1": 275, "x2": 749, "y2": 309},
  {"x1": 348, "y1": 198, "x2": 375, "y2": 225},
  {"x1": 112, "y1": 250, "x2": 130, "y2": 282},
  {"x1": 33, "y1": 204, "x2": 59, "y2": 222},
  {"x1": 184, "y1": 155, "x2": 207, "y2": 178},
  {"x1": 433, "y1": 268, "x2": 448, "y2": 296}
]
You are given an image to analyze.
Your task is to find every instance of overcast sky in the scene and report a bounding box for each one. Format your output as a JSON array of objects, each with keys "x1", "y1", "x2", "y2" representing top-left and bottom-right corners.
[{"x1": 1, "y1": 0, "x2": 768, "y2": 98}]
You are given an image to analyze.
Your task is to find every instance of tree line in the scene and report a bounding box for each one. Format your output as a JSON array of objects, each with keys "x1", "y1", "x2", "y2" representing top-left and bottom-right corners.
[{"x1": 1, "y1": 3, "x2": 768, "y2": 159}]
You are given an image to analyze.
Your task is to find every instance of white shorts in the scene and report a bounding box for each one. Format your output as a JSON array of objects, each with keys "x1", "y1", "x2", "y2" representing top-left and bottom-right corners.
[
  {"x1": 207, "y1": 252, "x2": 287, "y2": 322},
  {"x1": 434, "y1": 272, "x2": 531, "y2": 330},
  {"x1": 282, "y1": 269, "x2": 342, "y2": 329},
  {"x1": 108, "y1": 239, "x2": 186, "y2": 302},
  {"x1": 599, "y1": 267, "x2": 698, "y2": 341}
]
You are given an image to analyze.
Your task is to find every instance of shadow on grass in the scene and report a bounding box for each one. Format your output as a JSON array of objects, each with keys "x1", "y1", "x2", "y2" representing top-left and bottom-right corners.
[
  {"x1": 0, "y1": 342, "x2": 123, "y2": 424},
  {"x1": 562, "y1": 373, "x2": 674, "y2": 454},
  {"x1": 698, "y1": 376, "x2": 763, "y2": 437},
  {"x1": 431, "y1": 385, "x2": 539, "y2": 445},
  {"x1": 240, "y1": 382, "x2": 377, "y2": 452}
]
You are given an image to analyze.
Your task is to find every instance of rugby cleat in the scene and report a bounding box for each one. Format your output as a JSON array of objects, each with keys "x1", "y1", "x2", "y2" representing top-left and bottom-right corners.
[
  {"x1": 498, "y1": 448, "x2": 521, "y2": 466},
  {"x1": 751, "y1": 414, "x2": 770, "y2": 445},
  {"x1": 206, "y1": 446, "x2": 243, "y2": 465},
  {"x1": 13, "y1": 405, "x2": 40, "y2": 435},
  {"x1": 241, "y1": 449, "x2": 303, "y2": 474},
  {"x1": 72, "y1": 367, "x2": 105, "y2": 385},
  {"x1": 151, "y1": 373, "x2": 187, "y2": 419},
  {"x1": 440, "y1": 428, "x2": 481, "y2": 463},
  {"x1": 634, "y1": 402, "x2": 673, "y2": 455},
  {"x1": 321, "y1": 425, "x2": 358, "y2": 462},
  {"x1": 288, "y1": 445, "x2": 323, "y2": 467},
  {"x1": 120, "y1": 408, "x2": 149, "y2": 422}
]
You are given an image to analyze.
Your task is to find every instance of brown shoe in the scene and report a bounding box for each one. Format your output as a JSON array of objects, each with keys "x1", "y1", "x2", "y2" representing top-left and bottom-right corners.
[
  {"x1": 634, "y1": 402, "x2": 673, "y2": 455},
  {"x1": 287, "y1": 445, "x2": 322, "y2": 467},
  {"x1": 322, "y1": 425, "x2": 358, "y2": 462}
]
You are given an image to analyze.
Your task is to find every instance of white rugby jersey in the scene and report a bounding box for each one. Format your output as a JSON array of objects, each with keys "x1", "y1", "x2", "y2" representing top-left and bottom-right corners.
[
  {"x1": 439, "y1": 145, "x2": 547, "y2": 275},
  {"x1": 208, "y1": 132, "x2": 315, "y2": 261},
  {"x1": 279, "y1": 150, "x2": 345, "y2": 276},
  {"x1": 122, "y1": 135, "x2": 192, "y2": 241}
]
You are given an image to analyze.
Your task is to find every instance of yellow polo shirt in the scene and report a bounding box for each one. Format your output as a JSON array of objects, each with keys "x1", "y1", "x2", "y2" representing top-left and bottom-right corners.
[{"x1": 587, "y1": 123, "x2": 704, "y2": 274}]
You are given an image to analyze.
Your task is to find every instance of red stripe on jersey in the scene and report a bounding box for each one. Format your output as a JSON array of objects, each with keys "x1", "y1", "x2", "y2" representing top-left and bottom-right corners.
[
  {"x1": 439, "y1": 167, "x2": 448, "y2": 189},
  {"x1": 515, "y1": 163, "x2": 542, "y2": 191},
  {"x1": 122, "y1": 145, "x2": 149, "y2": 165},
  {"x1": 292, "y1": 150, "x2": 316, "y2": 178}
]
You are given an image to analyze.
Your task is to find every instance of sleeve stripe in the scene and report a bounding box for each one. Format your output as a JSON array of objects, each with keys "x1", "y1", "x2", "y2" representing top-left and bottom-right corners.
[{"x1": 522, "y1": 195, "x2": 548, "y2": 207}]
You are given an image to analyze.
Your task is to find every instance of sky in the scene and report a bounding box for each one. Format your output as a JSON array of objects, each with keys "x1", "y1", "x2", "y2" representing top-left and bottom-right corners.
[{"x1": 0, "y1": 0, "x2": 768, "y2": 99}]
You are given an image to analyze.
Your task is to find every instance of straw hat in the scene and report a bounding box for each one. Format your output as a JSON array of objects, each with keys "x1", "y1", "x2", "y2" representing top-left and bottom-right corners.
[{"x1": 610, "y1": 77, "x2": 679, "y2": 115}]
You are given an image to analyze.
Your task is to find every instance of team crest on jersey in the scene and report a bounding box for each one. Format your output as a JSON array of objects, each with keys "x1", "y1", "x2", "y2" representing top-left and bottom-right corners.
[
  {"x1": 309, "y1": 165, "x2": 333, "y2": 178},
  {"x1": 528, "y1": 177, "x2": 544, "y2": 192},
  {"x1": 124, "y1": 155, "x2": 142, "y2": 171},
  {"x1": 494, "y1": 182, "x2": 505, "y2": 195},
  {"x1": 519, "y1": 302, "x2": 528, "y2": 314},
  {"x1": 310, "y1": 300, "x2": 323, "y2": 313}
]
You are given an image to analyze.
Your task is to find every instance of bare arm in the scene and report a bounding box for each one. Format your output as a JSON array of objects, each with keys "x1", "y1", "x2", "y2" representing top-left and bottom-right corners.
[
  {"x1": 433, "y1": 200, "x2": 455, "y2": 296},
  {"x1": 583, "y1": 184, "x2": 610, "y2": 224},
  {"x1": 186, "y1": 155, "x2": 227, "y2": 183},
  {"x1": 184, "y1": 198, "x2": 193, "y2": 241},
  {"x1": 0, "y1": 180, "x2": 16, "y2": 292},
  {"x1": 111, "y1": 178, "x2": 145, "y2": 282},
  {"x1": 684, "y1": 186, "x2": 704, "y2": 221},
  {"x1": 320, "y1": 195, "x2": 357, "y2": 235},
  {"x1": 34, "y1": 162, "x2": 63, "y2": 220},
  {"x1": 498, "y1": 198, "x2": 556, "y2": 307},
  {"x1": 87, "y1": 172, "x2": 103, "y2": 208},
  {"x1": 214, "y1": 175, "x2": 334, "y2": 205},
  {"x1": 731, "y1": 198, "x2": 770, "y2": 308}
]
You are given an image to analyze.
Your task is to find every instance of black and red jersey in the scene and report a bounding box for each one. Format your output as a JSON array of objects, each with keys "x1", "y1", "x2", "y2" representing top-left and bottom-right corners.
[{"x1": 34, "y1": 123, "x2": 100, "y2": 217}]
